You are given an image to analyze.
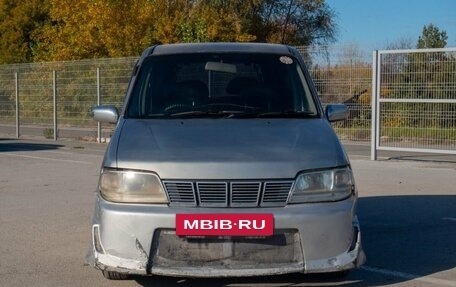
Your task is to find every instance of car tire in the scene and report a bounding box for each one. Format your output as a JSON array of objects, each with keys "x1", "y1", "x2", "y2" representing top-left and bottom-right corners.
[{"x1": 101, "y1": 270, "x2": 129, "y2": 280}]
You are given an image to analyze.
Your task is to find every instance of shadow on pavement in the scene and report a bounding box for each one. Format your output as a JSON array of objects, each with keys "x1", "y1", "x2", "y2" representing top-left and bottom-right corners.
[
  {"x1": 128, "y1": 195, "x2": 456, "y2": 287},
  {"x1": 133, "y1": 273, "x2": 360, "y2": 287},
  {"x1": 356, "y1": 195, "x2": 456, "y2": 286},
  {"x1": 0, "y1": 140, "x2": 63, "y2": 152},
  {"x1": 388, "y1": 154, "x2": 456, "y2": 163}
]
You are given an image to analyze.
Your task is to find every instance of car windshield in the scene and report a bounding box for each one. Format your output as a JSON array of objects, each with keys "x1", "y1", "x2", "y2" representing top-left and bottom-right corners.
[{"x1": 126, "y1": 53, "x2": 318, "y2": 119}]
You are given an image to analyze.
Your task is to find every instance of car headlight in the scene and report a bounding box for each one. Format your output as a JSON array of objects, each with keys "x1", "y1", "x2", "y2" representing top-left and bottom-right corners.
[
  {"x1": 289, "y1": 167, "x2": 354, "y2": 203},
  {"x1": 99, "y1": 169, "x2": 168, "y2": 203}
]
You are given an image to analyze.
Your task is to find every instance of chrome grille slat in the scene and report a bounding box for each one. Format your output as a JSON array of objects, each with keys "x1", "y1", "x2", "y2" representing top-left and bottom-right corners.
[
  {"x1": 197, "y1": 182, "x2": 228, "y2": 207},
  {"x1": 163, "y1": 181, "x2": 196, "y2": 206},
  {"x1": 262, "y1": 182, "x2": 293, "y2": 207},
  {"x1": 163, "y1": 180, "x2": 293, "y2": 207},
  {"x1": 231, "y1": 182, "x2": 261, "y2": 207}
]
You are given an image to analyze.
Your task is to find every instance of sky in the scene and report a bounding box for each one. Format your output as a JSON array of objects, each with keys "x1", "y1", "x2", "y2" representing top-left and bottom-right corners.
[{"x1": 326, "y1": 0, "x2": 456, "y2": 48}]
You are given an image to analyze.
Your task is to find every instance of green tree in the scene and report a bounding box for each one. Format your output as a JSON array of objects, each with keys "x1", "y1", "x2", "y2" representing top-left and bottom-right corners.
[
  {"x1": 417, "y1": 23, "x2": 447, "y2": 49},
  {"x1": 384, "y1": 23, "x2": 455, "y2": 133}
]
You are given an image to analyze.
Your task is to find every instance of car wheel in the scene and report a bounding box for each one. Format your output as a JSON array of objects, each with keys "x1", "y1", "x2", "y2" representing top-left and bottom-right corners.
[{"x1": 101, "y1": 270, "x2": 129, "y2": 280}]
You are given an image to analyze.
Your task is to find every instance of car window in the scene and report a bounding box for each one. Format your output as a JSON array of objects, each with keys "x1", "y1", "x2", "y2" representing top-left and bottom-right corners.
[{"x1": 126, "y1": 53, "x2": 318, "y2": 118}]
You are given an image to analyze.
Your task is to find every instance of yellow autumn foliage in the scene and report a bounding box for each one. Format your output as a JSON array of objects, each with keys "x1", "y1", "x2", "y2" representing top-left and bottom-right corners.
[{"x1": 1, "y1": 0, "x2": 336, "y2": 63}]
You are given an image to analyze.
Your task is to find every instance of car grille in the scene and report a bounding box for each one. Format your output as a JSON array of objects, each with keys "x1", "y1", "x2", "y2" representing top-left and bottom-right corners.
[{"x1": 163, "y1": 180, "x2": 293, "y2": 207}]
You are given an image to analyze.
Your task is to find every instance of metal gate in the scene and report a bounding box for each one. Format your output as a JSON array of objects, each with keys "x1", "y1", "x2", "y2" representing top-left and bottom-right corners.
[{"x1": 371, "y1": 48, "x2": 456, "y2": 160}]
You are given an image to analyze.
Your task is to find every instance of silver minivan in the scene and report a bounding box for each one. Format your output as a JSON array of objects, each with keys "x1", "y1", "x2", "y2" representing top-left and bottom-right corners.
[{"x1": 87, "y1": 43, "x2": 365, "y2": 280}]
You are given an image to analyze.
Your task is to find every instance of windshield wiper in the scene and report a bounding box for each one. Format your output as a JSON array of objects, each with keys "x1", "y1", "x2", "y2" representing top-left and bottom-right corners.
[
  {"x1": 166, "y1": 110, "x2": 247, "y2": 118},
  {"x1": 142, "y1": 110, "x2": 317, "y2": 119},
  {"x1": 230, "y1": 110, "x2": 318, "y2": 118},
  {"x1": 137, "y1": 114, "x2": 167, "y2": 119},
  {"x1": 257, "y1": 111, "x2": 317, "y2": 118}
]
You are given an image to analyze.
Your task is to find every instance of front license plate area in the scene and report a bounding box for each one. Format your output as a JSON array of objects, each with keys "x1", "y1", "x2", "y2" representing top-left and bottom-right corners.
[
  {"x1": 175, "y1": 213, "x2": 274, "y2": 236},
  {"x1": 152, "y1": 229, "x2": 303, "y2": 268},
  {"x1": 183, "y1": 234, "x2": 287, "y2": 245}
]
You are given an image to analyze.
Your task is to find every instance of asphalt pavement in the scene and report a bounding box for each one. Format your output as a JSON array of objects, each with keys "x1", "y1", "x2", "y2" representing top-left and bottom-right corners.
[{"x1": 0, "y1": 138, "x2": 455, "y2": 287}]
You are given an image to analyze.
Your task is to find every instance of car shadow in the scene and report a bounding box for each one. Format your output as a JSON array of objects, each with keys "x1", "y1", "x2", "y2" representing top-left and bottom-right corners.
[
  {"x1": 0, "y1": 140, "x2": 63, "y2": 152},
  {"x1": 133, "y1": 273, "x2": 360, "y2": 287},
  {"x1": 130, "y1": 195, "x2": 456, "y2": 286}
]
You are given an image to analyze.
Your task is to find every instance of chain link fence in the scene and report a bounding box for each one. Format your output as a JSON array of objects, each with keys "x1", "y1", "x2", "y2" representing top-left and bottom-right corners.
[
  {"x1": 0, "y1": 45, "x2": 374, "y2": 142},
  {"x1": 0, "y1": 58, "x2": 137, "y2": 140},
  {"x1": 0, "y1": 68, "x2": 15, "y2": 129},
  {"x1": 298, "y1": 45, "x2": 373, "y2": 143},
  {"x1": 372, "y1": 48, "x2": 456, "y2": 156},
  {"x1": 18, "y1": 44, "x2": 456, "y2": 147},
  {"x1": 2, "y1": 45, "x2": 454, "y2": 157}
]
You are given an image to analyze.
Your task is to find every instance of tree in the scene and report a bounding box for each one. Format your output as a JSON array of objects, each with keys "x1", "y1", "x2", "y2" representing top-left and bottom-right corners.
[
  {"x1": 385, "y1": 24, "x2": 454, "y2": 131},
  {"x1": 241, "y1": 0, "x2": 336, "y2": 45},
  {"x1": 417, "y1": 23, "x2": 447, "y2": 49},
  {"x1": 35, "y1": 0, "x2": 254, "y2": 61},
  {"x1": 385, "y1": 37, "x2": 414, "y2": 50},
  {"x1": 34, "y1": 0, "x2": 160, "y2": 61},
  {"x1": 0, "y1": 0, "x2": 337, "y2": 62},
  {"x1": 0, "y1": 0, "x2": 50, "y2": 64}
]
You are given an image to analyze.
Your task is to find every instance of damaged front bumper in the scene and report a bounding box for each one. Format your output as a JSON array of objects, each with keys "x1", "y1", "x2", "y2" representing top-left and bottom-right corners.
[{"x1": 86, "y1": 195, "x2": 365, "y2": 277}]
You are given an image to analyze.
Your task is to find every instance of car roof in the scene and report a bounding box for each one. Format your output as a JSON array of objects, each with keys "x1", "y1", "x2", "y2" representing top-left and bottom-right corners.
[{"x1": 149, "y1": 42, "x2": 294, "y2": 56}]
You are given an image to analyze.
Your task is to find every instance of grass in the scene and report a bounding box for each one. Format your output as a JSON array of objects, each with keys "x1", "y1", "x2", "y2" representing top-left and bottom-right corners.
[
  {"x1": 334, "y1": 126, "x2": 456, "y2": 142},
  {"x1": 380, "y1": 127, "x2": 456, "y2": 142},
  {"x1": 42, "y1": 128, "x2": 54, "y2": 139},
  {"x1": 333, "y1": 127, "x2": 371, "y2": 141}
]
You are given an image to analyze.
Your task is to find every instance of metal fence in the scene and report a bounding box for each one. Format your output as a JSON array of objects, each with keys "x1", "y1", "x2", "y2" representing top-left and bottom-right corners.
[
  {"x1": 0, "y1": 58, "x2": 137, "y2": 141},
  {"x1": 2, "y1": 45, "x2": 454, "y2": 158},
  {"x1": 371, "y1": 48, "x2": 456, "y2": 159},
  {"x1": 0, "y1": 45, "x2": 374, "y2": 142},
  {"x1": 298, "y1": 45, "x2": 373, "y2": 143}
]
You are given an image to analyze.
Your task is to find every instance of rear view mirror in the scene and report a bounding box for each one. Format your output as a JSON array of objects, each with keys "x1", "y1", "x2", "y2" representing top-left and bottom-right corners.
[
  {"x1": 92, "y1": 105, "x2": 119, "y2": 123},
  {"x1": 205, "y1": 62, "x2": 237, "y2": 74},
  {"x1": 326, "y1": 104, "x2": 349, "y2": 122}
]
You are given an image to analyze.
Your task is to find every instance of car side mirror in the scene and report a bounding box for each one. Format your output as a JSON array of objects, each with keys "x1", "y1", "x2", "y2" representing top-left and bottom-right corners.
[
  {"x1": 326, "y1": 104, "x2": 349, "y2": 122},
  {"x1": 92, "y1": 105, "x2": 119, "y2": 124}
]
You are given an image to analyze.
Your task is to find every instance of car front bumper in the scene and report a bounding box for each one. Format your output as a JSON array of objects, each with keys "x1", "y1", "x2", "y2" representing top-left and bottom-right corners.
[{"x1": 86, "y1": 195, "x2": 365, "y2": 277}]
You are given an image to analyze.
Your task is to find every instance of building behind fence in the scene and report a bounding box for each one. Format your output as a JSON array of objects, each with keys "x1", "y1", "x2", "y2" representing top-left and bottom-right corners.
[{"x1": 1, "y1": 45, "x2": 454, "y2": 155}]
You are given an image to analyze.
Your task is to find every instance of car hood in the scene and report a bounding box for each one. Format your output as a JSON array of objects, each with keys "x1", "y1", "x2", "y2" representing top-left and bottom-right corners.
[{"x1": 108, "y1": 118, "x2": 348, "y2": 179}]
